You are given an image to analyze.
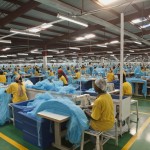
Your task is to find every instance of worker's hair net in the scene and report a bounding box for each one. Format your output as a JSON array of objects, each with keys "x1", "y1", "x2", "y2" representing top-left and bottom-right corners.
[{"x1": 95, "y1": 78, "x2": 107, "y2": 92}]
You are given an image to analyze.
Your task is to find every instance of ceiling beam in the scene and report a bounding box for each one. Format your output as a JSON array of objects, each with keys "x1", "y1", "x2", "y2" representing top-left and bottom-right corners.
[
  {"x1": 34, "y1": 0, "x2": 150, "y2": 45},
  {"x1": 0, "y1": 1, "x2": 40, "y2": 27}
]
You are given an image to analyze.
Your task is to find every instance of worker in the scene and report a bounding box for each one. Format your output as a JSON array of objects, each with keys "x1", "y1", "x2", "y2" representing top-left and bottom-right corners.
[
  {"x1": 34, "y1": 68, "x2": 40, "y2": 76},
  {"x1": 0, "y1": 70, "x2": 6, "y2": 84},
  {"x1": 81, "y1": 65, "x2": 86, "y2": 75},
  {"x1": 48, "y1": 68, "x2": 54, "y2": 76},
  {"x1": 58, "y1": 69, "x2": 68, "y2": 86},
  {"x1": 74, "y1": 69, "x2": 81, "y2": 79},
  {"x1": 118, "y1": 73, "x2": 132, "y2": 96},
  {"x1": 66, "y1": 67, "x2": 71, "y2": 75},
  {"x1": 107, "y1": 68, "x2": 115, "y2": 82},
  {"x1": 5, "y1": 75, "x2": 28, "y2": 103},
  {"x1": 84, "y1": 79, "x2": 115, "y2": 131}
]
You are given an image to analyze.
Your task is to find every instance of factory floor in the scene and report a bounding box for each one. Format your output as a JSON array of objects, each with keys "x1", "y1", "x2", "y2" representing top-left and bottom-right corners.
[{"x1": 0, "y1": 96, "x2": 150, "y2": 150}]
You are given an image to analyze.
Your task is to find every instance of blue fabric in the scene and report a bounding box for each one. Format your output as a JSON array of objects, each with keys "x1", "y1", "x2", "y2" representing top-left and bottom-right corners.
[
  {"x1": 126, "y1": 78, "x2": 147, "y2": 97},
  {"x1": 27, "y1": 93, "x2": 89, "y2": 144},
  {"x1": 0, "y1": 88, "x2": 11, "y2": 125}
]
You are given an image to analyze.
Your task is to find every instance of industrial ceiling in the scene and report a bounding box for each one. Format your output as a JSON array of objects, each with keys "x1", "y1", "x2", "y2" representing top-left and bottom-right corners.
[{"x1": 0, "y1": 0, "x2": 150, "y2": 63}]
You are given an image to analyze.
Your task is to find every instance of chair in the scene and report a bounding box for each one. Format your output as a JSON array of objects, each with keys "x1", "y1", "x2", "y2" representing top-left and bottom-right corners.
[{"x1": 80, "y1": 119, "x2": 118, "y2": 150}]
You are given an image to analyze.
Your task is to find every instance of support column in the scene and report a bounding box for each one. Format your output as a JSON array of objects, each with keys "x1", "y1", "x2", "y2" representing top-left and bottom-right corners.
[
  {"x1": 79, "y1": 56, "x2": 82, "y2": 67},
  {"x1": 42, "y1": 50, "x2": 48, "y2": 70}
]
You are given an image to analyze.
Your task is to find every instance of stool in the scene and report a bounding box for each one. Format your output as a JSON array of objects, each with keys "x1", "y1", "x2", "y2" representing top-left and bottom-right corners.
[
  {"x1": 131, "y1": 99, "x2": 139, "y2": 122},
  {"x1": 130, "y1": 99, "x2": 139, "y2": 132},
  {"x1": 80, "y1": 130, "x2": 103, "y2": 150},
  {"x1": 80, "y1": 119, "x2": 118, "y2": 150}
]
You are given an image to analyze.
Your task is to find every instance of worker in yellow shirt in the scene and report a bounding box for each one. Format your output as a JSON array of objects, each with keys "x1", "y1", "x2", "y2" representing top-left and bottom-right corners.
[
  {"x1": 34, "y1": 68, "x2": 40, "y2": 76},
  {"x1": 122, "y1": 74, "x2": 132, "y2": 96},
  {"x1": 0, "y1": 70, "x2": 6, "y2": 83},
  {"x1": 6, "y1": 75, "x2": 28, "y2": 103},
  {"x1": 58, "y1": 69, "x2": 68, "y2": 86},
  {"x1": 107, "y1": 68, "x2": 115, "y2": 82},
  {"x1": 74, "y1": 69, "x2": 81, "y2": 79},
  {"x1": 84, "y1": 79, "x2": 115, "y2": 131}
]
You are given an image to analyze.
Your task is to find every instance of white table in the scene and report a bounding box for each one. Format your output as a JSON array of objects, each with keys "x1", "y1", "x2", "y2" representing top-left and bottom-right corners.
[{"x1": 38, "y1": 111, "x2": 70, "y2": 150}]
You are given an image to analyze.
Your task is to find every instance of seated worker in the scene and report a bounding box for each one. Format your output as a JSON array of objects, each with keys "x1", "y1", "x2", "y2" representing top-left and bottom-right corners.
[
  {"x1": 48, "y1": 68, "x2": 54, "y2": 76},
  {"x1": 0, "y1": 70, "x2": 6, "y2": 83},
  {"x1": 34, "y1": 68, "x2": 40, "y2": 76},
  {"x1": 84, "y1": 79, "x2": 115, "y2": 131},
  {"x1": 6, "y1": 75, "x2": 28, "y2": 103},
  {"x1": 66, "y1": 67, "x2": 71, "y2": 75},
  {"x1": 81, "y1": 65, "x2": 86, "y2": 75},
  {"x1": 58, "y1": 69, "x2": 68, "y2": 86},
  {"x1": 107, "y1": 68, "x2": 115, "y2": 82},
  {"x1": 74, "y1": 69, "x2": 81, "y2": 79},
  {"x1": 118, "y1": 73, "x2": 132, "y2": 96}
]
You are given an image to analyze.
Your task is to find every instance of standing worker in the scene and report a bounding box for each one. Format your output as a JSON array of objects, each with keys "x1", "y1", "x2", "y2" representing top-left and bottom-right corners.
[
  {"x1": 58, "y1": 69, "x2": 68, "y2": 86},
  {"x1": 107, "y1": 68, "x2": 115, "y2": 82},
  {"x1": 5, "y1": 75, "x2": 28, "y2": 103}
]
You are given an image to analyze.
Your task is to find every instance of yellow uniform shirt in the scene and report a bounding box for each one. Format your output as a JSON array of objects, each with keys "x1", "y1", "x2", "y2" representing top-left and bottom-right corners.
[
  {"x1": 107, "y1": 72, "x2": 115, "y2": 82},
  {"x1": 90, "y1": 93, "x2": 115, "y2": 131},
  {"x1": 75, "y1": 72, "x2": 81, "y2": 79},
  {"x1": 3, "y1": 72, "x2": 7, "y2": 75},
  {"x1": 123, "y1": 82, "x2": 132, "y2": 96},
  {"x1": 6, "y1": 82, "x2": 28, "y2": 103},
  {"x1": 49, "y1": 71, "x2": 54, "y2": 76},
  {"x1": 34, "y1": 71, "x2": 40, "y2": 76},
  {"x1": 0, "y1": 75, "x2": 6, "y2": 83},
  {"x1": 59, "y1": 75, "x2": 68, "y2": 85}
]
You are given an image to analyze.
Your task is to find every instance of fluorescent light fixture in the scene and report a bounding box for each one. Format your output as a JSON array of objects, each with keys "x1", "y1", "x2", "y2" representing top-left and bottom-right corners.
[
  {"x1": 140, "y1": 23, "x2": 150, "y2": 29},
  {"x1": 97, "y1": 44, "x2": 107, "y2": 47},
  {"x1": 47, "y1": 55, "x2": 53, "y2": 58},
  {"x1": 88, "y1": 52, "x2": 94, "y2": 55},
  {"x1": 131, "y1": 18, "x2": 147, "y2": 24},
  {"x1": 28, "y1": 28, "x2": 41, "y2": 33},
  {"x1": 57, "y1": 50, "x2": 64, "y2": 54},
  {"x1": 85, "y1": 34, "x2": 95, "y2": 39},
  {"x1": 110, "y1": 54, "x2": 114, "y2": 56},
  {"x1": 17, "y1": 53, "x2": 28, "y2": 55},
  {"x1": 129, "y1": 50, "x2": 134, "y2": 52},
  {"x1": 41, "y1": 23, "x2": 53, "y2": 29},
  {"x1": 31, "y1": 51, "x2": 42, "y2": 54},
  {"x1": 0, "y1": 55, "x2": 7, "y2": 58},
  {"x1": 69, "y1": 47, "x2": 80, "y2": 50},
  {"x1": 10, "y1": 29, "x2": 40, "y2": 37},
  {"x1": 96, "y1": 0, "x2": 118, "y2": 6},
  {"x1": 75, "y1": 37, "x2": 85, "y2": 41},
  {"x1": 107, "y1": 51, "x2": 113, "y2": 53},
  {"x1": 105, "y1": 43, "x2": 109, "y2": 45},
  {"x1": 83, "y1": 56, "x2": 88, "y2": 57},
  {"x1": 110, "y1": 40, "x2": 119, "y2": 44},
  {"x1": 57, "y1": 14, "x2": 88, "y2": 27},
  {"x1": 0, "y1": 40, "x2": 11, "y2": 43},
  {"x1": 47, "y1": 49, "x2": 59, "y2": 52},
  {"x1": 2, "y1": 47, "x2": 11, "y2": 51},
  {"x1": 7, "y1": 54, "x2": 17, "y2": 57},
  {"x1": 134, "y1": 41, "x2": 142, "y2": 45},
  {"x1": 127, "y1": 54, "x2": 130, "y2": 56}
]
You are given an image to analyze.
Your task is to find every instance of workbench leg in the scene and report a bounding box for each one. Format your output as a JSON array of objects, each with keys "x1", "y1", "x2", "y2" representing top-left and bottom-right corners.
[{"x1": 54, "y1": 122, "x2": 61, "y2": 146}]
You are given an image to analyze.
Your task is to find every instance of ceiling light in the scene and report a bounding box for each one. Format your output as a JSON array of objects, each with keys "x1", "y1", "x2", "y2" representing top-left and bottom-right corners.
[
  {"x1": 0, "y1": 40, "x2": 11, "y2": 43},
  {"x1": 85, "y1": 34, "x2": 95, "y2": 39},
  {"x1": 10, "y1": 29, "x2": 40, "y2": 37},
  {"x1": 97, "y1": 44, "x2": 107, "y2": 47},
  {"x1": 7, "y1": 54, "x2": 17, "y2": 57},
  {"x1": 94, "y1": 0, "x2": 118, "y2": 6},
  {"x1": 110, "y1": 40, "x2": 119, "y2": 44},
  {"x1": 2, "y1": 47, "x2": 11, "y2": 51},
  {"x1": 17, "y1": 53, "x2": 28, "y2": 56},
  {"x1": 75, "y1": 37, "x2": 85, "y2": 41},
  {"x1": 57, "y1": 14, "x2": 88, "y2": 27},
  {"x1": 41, "y1": 23, "x2": 53, "y2": 29},
  {"x1": 0, "y1": 55, "x2": 7, "y2": 58},
  {"x1": 57, "y1": 50, "x2": 64, "y2": 54},
  {"x1": 31, "y1": 51, "x2": 42, "y2": 54},
  {"x1": 134, "y1": 41, "x2": 142, "y2": 45},
  {"x1": 69, "y1": 47, "x2": 80, "y2": 50},
  {"x1": 47, "y1": 55, "x2": 53, "y2": 58},
  {"x1": 88, "y1": 52, "x2": 94, "y2": 55},
  {"x1": 107, "y1": 51, "x2": 113, "y2": 53},
  {"x1": 47, "y1": 49, "x2": 59, "y2": 52},
  {"x1": 140, "y1": 23, "x2": 150, "y2": 29},
  {"x1": 127, "y1": 54, "x2": 130, "y2": 56},
  {"x1": 129, "y1": 50, "x2": 134, "y2": 52},
  {"x1": 105, "y1": 43, "x2": 109, "y2": 45},
  {"x1": 131, "y1": 18, "x2": 147, "y2": 24},
  {"x1": 110, "y1": 54, "x2": 114, "y2": 56},
  {"x1": 28, "y1": 28, "x2": 41, "y2": 33}
]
